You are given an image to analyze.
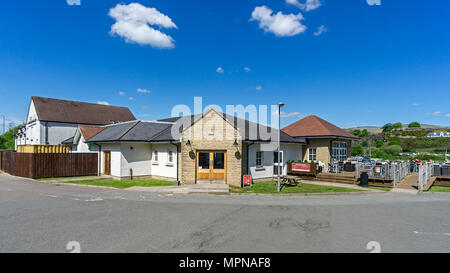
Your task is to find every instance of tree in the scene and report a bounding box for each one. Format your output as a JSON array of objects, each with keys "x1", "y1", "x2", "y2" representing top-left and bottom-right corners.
[
  {"x1": 408, "y1": 122, "x2": 421, "y2": 128},
  {"x1": 375, "y1": 140, "x2": 384, "y2": 148},
  {"x1": 360, "y1": 129, "x2": 369, "y2": 138},
  {"x1": 0, "y1": 126, "x2": 19, "y2": 150},
  {"x1": 382, "y1": 123, "x2": 394, "y2": 132},
  {"x1": 349, "y1": 129, "x2": 361, "y2": 137},
  {"x1": 351, "y1": 145, "x2": 364, "y2": 156},
  {"x1": 393, "y1": 122, "x2": 403, "y2": 130}
]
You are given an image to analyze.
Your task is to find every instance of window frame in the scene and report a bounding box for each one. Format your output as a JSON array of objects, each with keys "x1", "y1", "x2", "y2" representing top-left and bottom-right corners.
[
  {"x1": 308, "y1": 147, "x2": 317, "y2": 162},
  {"x1": 331, "y1": 141, "x2": 348, "y2": 162},
  {"x1": 153, "y1": 150, "x2": 159, "y2": 163},
  {"x1": 256, "y1": 151, "x2": 263, "y2": 168}
]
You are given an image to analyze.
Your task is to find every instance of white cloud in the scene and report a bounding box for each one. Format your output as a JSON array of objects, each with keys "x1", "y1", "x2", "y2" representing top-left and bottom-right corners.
[
  {"x1": 256, "y1": 85, "x2": 262, "y2": 91},
  {"x1": 427, "y1": 111, "x2": 441, "y2": 116},
  {"x1": 97, "y1": 101, "x2": 110, "y2": 105},
  {"x1": 216, "y1": 67, "x2": 224, "y2": 74},
  {"x1": 118, "y1": 91, "x2": 126, "y2": 96},
  {"x1": 280, "y1": 111, "x2": 304, "y2": 119},
  {"x1": 412, "y1": 103, "x2": 419, "y2": 107},
  {"x1": 244, "y1": 67, "x2": 251, "y2": 72},
  {"x1": 313, "y1": 25, "x2": 327, "y2": 36},
  {"x1": 446, "y1": 114, "x2": 450, "y2": 117},
  {"x1": 137, "y1": 88, "x2": 151, "y2": 93},
  {"x1": 142, "y1": 105, "x2": 149, "y2": 109},
  {"x1": 108, "y1": 3, "x2": 177, "y2": 49},
  {"x1": 129, "y1": 97, "x2": 135, "y2": 101},
  {"x1": 286, "y1": 0, "x2": 322, "y2": 12},
  {"x1": 250, "y1": 6, "x2": 306, "y2": 37}
]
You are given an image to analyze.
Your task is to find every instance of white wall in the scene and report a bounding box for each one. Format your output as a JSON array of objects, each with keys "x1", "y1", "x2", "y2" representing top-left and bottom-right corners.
[
  {"x1": 73, "y1": 135, "x2": 98, "y2": 153},
  {"x1": 149, "y1": 144, "x2": 178, "y2": 179},
  {"x1": 248, "y1": 143, "x2": 302, "y2": 179},
  {"x1": 100, "y1": 143, "x2": 122, "y2": 177},
  {"x1": 120, "y1": 143, "x2": 152, "y2": 177},
  {"x1": 99, "y1": 143, "x2": 178, "y2": 179}
]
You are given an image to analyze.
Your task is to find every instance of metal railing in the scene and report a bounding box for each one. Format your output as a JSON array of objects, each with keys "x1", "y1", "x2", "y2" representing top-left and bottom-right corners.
[
  {"x1": 418, "y1": 162, "x2": 434, "y2": 191},
  {"x1": 355, "y1": 161, "x2": 411, "y2": 186},
  {"x1": 432, "y1": 164, "x2": 450, "y2": 177}
]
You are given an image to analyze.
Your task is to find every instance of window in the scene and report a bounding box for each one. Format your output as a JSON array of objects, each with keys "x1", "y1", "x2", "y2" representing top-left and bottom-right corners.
[
  {"x1": 308, "y1": 148, "x2": 317, "y2": 161},
  {"x1": 273, "y1": 151, "x2": 284, "y2": 175},
  {"x1": 332, "y1": 141, "x2": 347, "y2": 162},
  {"x1": 168, "y1": 151, "x2": 174, "y2": 163},
  {"x1": 273, "y1": 151, "x2": 283, "y2": 163},
  {"x1": 153, "y1": 150, "x2": 159, "y2": 162},
  {"x1": 256, "y1": 151, "x2": 263, "y2": 167}
]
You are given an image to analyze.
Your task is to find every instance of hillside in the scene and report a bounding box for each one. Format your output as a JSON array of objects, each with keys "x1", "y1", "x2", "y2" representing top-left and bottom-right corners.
[{"x1": 347, "y1": 124, "x2": 450, "y2": 134}]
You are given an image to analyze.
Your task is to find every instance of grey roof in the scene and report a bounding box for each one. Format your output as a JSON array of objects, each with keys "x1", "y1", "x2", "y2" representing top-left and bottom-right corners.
[
  {"x1": 88, "y1": 110, "x2": 306, "y2": 144},
  {"x1": 61, "y1": 136, "x2": 74, "y2": 145},
  {"x1": 87, "y1": 121, "x2": 173, "y2": 143}
]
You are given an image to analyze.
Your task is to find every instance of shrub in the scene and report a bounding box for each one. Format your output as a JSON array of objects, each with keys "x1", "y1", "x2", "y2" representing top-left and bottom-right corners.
[
  {"x1": 388, "y1": 136, "x2": 402, "y2": 146},
  {"x1": 351, "y1": 145, "x2": 364, "y2": 156},
  {"x1": 371, "y1": 148, "x2": 388, "y2": 159},
  {"x1": 375, "y1": 140, "x2": 384, "y2": 148}
]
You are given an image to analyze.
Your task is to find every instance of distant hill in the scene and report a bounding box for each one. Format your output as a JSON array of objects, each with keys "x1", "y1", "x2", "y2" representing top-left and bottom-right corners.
[{"x1": 346, "y1": 124, "x2": 450, "y2": 134}]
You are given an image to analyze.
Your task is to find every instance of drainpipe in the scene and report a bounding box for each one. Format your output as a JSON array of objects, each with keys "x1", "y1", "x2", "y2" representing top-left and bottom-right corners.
[
  {"x1": 170, "y1": 141, "x2": 179, "y2": 183},
  {"x1": 247, "y1": 141, "x2": 256, "y2": 176},
  {"x1": 44, "y1": 122, "x2": 49, "y2": 145},
  {"x1": 93, "y1": 143, "x2": 101, "y2": 176}
]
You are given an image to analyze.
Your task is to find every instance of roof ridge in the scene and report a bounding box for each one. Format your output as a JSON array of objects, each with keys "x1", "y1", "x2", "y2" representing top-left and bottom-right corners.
[
  {"x1": 32, "y1": 96, "x2": 129, "y2": 109},
  {"x1": 117, "y1": 121, "x2": 141, "y2": 140},
  {"x1": 147, "y1": 125, "x2": 174, "y2": 142}
]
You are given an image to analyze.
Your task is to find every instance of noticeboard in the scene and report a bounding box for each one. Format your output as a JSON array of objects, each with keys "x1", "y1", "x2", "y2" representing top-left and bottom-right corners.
[{"x1": 243, "y1": 175, "x2": 252, "y2": 188}]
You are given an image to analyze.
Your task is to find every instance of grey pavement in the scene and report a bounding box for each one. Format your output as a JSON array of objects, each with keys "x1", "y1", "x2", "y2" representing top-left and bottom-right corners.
[{"x1": 1, "y1": 173, "x2": 450, "y2": 253}]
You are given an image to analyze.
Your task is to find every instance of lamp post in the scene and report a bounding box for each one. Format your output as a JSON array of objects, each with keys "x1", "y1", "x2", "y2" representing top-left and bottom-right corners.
[{"x1": 277, "y1": 102, "x2": 285, "y2": 192}]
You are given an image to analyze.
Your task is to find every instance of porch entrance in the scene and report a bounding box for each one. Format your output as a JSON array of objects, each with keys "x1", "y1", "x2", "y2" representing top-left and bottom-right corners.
[
  {"x1": 196, "y1": 151, "x2": 227, "y2": 183},
  {"x1": 104, "y1": 151, "x2": 111, "y2": 175}
]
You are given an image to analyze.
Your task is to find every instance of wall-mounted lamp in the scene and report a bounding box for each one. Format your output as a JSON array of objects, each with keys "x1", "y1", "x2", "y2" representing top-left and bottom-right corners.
[
  {"x1": 233, "y1": 139, "x2": 239, "y2": 147},
  {"x1": 186, "y1": 140, "x2": 191, "y2": 146}
]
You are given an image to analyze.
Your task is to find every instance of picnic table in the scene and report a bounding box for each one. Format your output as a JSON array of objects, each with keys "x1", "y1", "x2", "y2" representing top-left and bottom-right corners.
[{"x1": 281, "y1": 175, "x2": 302, "y2": 186}]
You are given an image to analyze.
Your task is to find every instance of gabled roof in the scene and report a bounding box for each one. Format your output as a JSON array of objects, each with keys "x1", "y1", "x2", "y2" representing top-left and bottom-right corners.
[
  {"x1": 78, "y1": 125, "x2": 106, "y2": 141},
  {"x1": 87, "y1": 121, "x2": 174, "y2": 143},
  {"x1": 31, "y1": 96, "x2": 136, "y2": 125},
  {"x1": 282, "y1": 115, "x2": 358, "y2": 139},
  {"x1": 87, "y1": 109, "x2": 306, "y2": 144},
  {"x1": 157, "y1": 108, "x2": 305, "y2": 144}
]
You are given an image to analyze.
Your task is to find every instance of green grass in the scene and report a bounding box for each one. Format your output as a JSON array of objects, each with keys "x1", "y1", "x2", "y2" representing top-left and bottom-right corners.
[
  {"x1": 230, "y1": 181, "x2": 363, "y2": 194},
  {"x1": 367, "y1": 186, "x2": 392, "y2": 192},
  {"x1": 61, "y1": 179, "x2": 174, "y2": 189},
  {"x1": 36, "y1": 176, "x2": 98, "y2": 181},
  {"x1": 429, "y1": 186, "x2": 450, "y2": 193}
]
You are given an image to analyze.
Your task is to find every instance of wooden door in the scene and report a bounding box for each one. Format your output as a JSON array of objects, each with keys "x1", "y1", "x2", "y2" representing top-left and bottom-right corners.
[
  {"x1": 196, "y1": 151, "x2": 226, "y2": 182},
  {"x1": 104, "y1": 151, "x2": 111, "y2": 175}
]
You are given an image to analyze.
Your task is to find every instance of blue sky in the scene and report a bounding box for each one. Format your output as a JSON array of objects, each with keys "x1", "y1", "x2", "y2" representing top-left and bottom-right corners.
[{"x1": 0, "y1": 0, "x2": 449, "y2": 130}]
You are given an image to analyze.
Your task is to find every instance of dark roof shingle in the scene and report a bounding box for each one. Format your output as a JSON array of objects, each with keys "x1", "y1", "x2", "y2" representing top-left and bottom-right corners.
[
  {"x1": 32, "y1": 96, "x2": 136, "y2": 125},
  {"x1": 282, "y1": 115, "x2": 358, "y2": 139}
]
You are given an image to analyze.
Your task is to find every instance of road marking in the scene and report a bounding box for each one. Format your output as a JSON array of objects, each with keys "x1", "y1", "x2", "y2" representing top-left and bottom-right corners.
[
  {"x1": 85, "y1": 197, "x2": 103, "y2": 202},
  {"x1": 413, "y1": 231, "x2": 450, "y2": 236}
]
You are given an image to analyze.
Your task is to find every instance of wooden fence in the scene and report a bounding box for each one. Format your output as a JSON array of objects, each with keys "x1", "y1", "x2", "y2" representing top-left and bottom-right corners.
[{"x1": 0, "y1": 151, "x2": 98, "y2": 179}]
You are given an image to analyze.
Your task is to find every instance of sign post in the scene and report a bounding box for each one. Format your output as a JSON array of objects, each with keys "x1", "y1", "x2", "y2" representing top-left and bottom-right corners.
[{"x1": 243, "y1": 175, "x2": 252, "y2": 188}]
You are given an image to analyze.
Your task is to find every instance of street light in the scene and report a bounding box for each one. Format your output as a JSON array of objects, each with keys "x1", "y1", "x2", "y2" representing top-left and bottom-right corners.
[{"x1": 277, "y1": 102, "x2": 285, "y2": 192}]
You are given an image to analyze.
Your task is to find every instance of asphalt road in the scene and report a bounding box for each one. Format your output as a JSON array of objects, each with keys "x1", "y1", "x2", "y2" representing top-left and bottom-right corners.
[{"x1": 1, "y1": 173, "x2": 450, "y2": 253}]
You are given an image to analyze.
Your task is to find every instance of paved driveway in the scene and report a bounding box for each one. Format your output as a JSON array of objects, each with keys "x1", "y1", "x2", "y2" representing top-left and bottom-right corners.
[{"x1": 1, "y1": 173, "x2": 450, "y2": 253}]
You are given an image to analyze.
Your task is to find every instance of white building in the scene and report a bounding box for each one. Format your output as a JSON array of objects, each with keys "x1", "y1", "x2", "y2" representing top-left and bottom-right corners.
[
  {"x1": 14, "y1": 96, "x2": 136, "y2": 150},
  {"x1": 426, "y1": 131, "x2": 450, "y2": 138},
  {"x1": 69, "y1": 109, "x2": 306, "y2": 185}
]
